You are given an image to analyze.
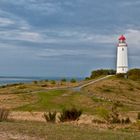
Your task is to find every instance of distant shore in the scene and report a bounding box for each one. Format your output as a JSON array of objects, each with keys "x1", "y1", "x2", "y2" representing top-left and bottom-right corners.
[{"x1": 0, "y1": 76, "x2": 83, "y2": 85}]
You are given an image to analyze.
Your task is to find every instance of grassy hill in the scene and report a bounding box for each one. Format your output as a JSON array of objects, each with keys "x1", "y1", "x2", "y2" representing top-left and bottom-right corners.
[
  {"x1": 83, "y1": 76, "x2": 140, "y2": 112},
  {"x1": 0, "y1": 74, "x2": 140, "y2": 139},
  {"x1": 0, "y1": 75, "x2": 140, "y2": 114}
]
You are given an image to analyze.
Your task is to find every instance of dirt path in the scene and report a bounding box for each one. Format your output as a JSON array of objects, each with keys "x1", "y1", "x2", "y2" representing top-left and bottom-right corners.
[
  {"x1": 72, "y1": 75, "x2": 113, "y2": 91},
  {"x1": 9, "y1": 111, "x2": 45, "y2": 122}
]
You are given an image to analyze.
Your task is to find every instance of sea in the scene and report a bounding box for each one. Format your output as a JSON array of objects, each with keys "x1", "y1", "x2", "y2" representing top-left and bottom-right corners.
[{"x1": 0, "y1": 76, "x2": 83, "y2": 86}]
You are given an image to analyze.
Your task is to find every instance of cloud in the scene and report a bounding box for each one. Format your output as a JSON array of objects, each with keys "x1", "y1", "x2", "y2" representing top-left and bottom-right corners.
[
  {"x1": 0, "y1": 0, "x2": 139, "y2": 76},
  {"x1": 121, "y1": 0, "x2": 140, "y2": 6},
  {"x1": 37, "y1": 48, "x2": 114, "y2": 59},
  {"x1": 125, "y1": 29, "x2": 140, "y2": 46},
  {"x1": 0, "y1": 30, "x2": 43, "y2": 43},
  {"x1": 0, "y1": 9, "x2": 30, "y2": 30},
  {"x1": 0, "y1": 17, "x2": 15, "y2": 26},
  {"x1": 0, "y1": 0, "x2": 63, "y2": 15}
]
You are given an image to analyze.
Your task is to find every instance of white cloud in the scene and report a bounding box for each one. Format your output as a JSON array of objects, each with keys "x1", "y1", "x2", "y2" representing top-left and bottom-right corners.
[
  {"x1": 38, "y1": 49, "x2": 88, "y2": 57},
  {"x1": 0, "y1": 9, "x2": 30, "y2": 30},
  {"x1": 125, "y1": 29, "x2": 140, "y2": 46},
  {"x1": 27, "y1": 2, "x2": 62, "y2": 15},
  {"x1": 0, "y1": 30, "x2": 45, "y2": 42},
  {"x1": 122, "y1": 1, "x2": 140, "y2": 6},
  {"x1": 0, "y1": 17, "x2": 15, "y2": 26},
  {"x1": 0, "y1": 0, "x2": 62, "y2": 15},
  {"x1": 37, "y1": 48, "x2": 114, "y2": 59}
]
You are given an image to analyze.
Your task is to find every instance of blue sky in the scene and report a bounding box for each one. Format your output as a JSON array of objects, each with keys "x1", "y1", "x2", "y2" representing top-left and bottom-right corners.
[{"x1": 0, "y1": 0, "x2": 139, "y2": 77}]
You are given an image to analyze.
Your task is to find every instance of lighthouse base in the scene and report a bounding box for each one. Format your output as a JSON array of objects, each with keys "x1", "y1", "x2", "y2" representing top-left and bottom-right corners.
[{"x1": 116, "y1": 67, "x2": 128, "y2": 74}]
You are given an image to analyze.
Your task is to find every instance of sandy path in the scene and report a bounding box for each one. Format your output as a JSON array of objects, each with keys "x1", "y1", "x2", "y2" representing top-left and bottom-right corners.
[{"x1": 9, "y1": 111, "x2": 45, "y2": 122}]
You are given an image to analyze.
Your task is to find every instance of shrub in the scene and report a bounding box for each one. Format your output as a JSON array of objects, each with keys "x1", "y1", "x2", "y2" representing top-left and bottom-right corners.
[
  {"x1": 102, "y1": 88, "x2": 112, "y2": 92},
  {"x1": 124, "y1": 117, "x2": 131, "y2": 124},
  {"x1": 33, "y1": 81, "x2": 38, "y2": 84},
  {"x1": 85, "y1": 77, "x2": 91, "y2": 80},
  {"x1": 51, "y1": 80, "x2": 56, "y2": 84},
  {"x1": 61, "y1": 78, "x2": 67, "y2": 82},
  {"x1": 0, "y1": 85, "x2": 6, "y2": 88},
  {"x1": 108, "y1": 103, "x2": 121, "y2": 123},
  {"x1": 96, "y1": 107, "x2": 110, "y2": 121},
  {"x1": 137, "y1": 121, "x2": 140, "y2": 130},
  {"x1": 59, "y1": 108, "x2": 82, "y2": 122},
  {"x1": 99, "y1": 103, "x2": 121, "y2": 124},
  {"x1": 44, "y1": 111, "x2": 57, "y2": 123},
  {"x1": 90, "y1": 69, "x2": 116, "y2": 79},
  {"x1": 116, "y1": 73, "x2": 126, "y2": 78},
  {"x1": 127, "y1": 69, "x2": 140, "y2": 81},
  {"x1": 121, "y1": 117, "x2": 131, "y2": 124},
  {"x1": 17, "y1": 85, "x2": 26, "y2": 89},
  {"x1": 45, "y1": 79, "x2": 49, "y2": 82},
  {"x1": 0, "y1": 108, "x2": 10, "y2": 122},
  {"x1": 41, "y1": 84, "x2": 48, "y2": 87},
  {"x1": 113, "y1": 101, "x2": 123, "y2": 107},
  {"x1": 137, "y1": 112, "x2": 140, "y2": 120},
  {"x1": 70, "y1": 79, "x2": 76, "y2": 83}
]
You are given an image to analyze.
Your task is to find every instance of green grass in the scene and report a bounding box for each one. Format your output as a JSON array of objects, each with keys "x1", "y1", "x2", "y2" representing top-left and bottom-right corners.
[
  {"x1": 8, "y1": 76, "x2": 140, "y2": 117},
  {"x1": 15, "y1": 89, "x2": 102, "y2": 114},
  {"x1": 16, "y1": 90, "x2": 89, "y2": 112},
  {"x1": 92, "y1": 96, "x2": 106, "y2": 102},
  {"x1": 16, "y1": 90, "x2": 67, "y2": 111},
  {"x1": 0, "y1": 121, "x2": 140, "y2": 140},
  {"x1": 14, "y1": 88, "x2": 120, "y2": 115}
]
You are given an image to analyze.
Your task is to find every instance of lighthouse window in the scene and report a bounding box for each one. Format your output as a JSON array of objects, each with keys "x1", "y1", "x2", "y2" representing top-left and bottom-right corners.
[{"x1": 122, "y1": 48, "x2": 124, "y2": 51}]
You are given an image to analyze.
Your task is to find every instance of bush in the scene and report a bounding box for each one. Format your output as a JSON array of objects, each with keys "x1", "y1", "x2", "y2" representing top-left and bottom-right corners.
[
  {"x1": 44, "y1": 111, "x2": 57, "y2": 123},
  {"x1": 137, "y1": 112, "x2": 140, "y2": 120},
  {"x1": 59, "y1": 108, "x2": 82, "y2": 122},
  {"x1": 108, "y1": 103, "x2": 121, "y2": 123},
  {"x1": 96, "y1": 107, "x2": 110, "y2": 121},
  {"x1": 51, "y1": 80, "x2": 56, "y2": 84},
  {"x1": 41, "y1": 84, "x2": 48, "y2": 87},
  {"x1": 116, "y1": 74, "x2": 126, "y2": 78},
  {"x1": 127, "y1": 69, "x2": 140, "y2": 81},
  {"x1": 0, "y1": 108, "x2": 10, "y2": 122},
  {"x1": 17, "y1": 85, "x2": 26, "y2": 89},
  {"x1": 70, "y1": 79, "x2": 76, "y2": 83},
  {"x1": 61, "y1": 78, "x2": 67, "y2": 82},
  {"x1": 121, "y1": 117, "x2": 131, "y2": 124},
  {"x1": 85, "y1": 77, "x2": 91, "y2": 80},
  {"x1": 45, "y1": 79, "x2": 49, "y2": 82},
  {"x1": 98, "y1": 103, "x2": 121, "y2": 124},
  {"x1": 113, "y1": 101, "x2": 123, "y2": 107},
  {"x1": 33, "y1": 81, "x2": 38, "y2": 84},
  {"x1": 90, "y1": 69, "x2": 116, "y2": 79},
  {"x1": 124, "y1": 117, "x2": 131, "y2": 124}
]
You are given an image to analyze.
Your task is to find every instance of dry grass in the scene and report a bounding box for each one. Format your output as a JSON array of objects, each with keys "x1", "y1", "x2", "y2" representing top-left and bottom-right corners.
[
  {"x1": 83, "y1": 77, "x2": 140, "y2": 112},
  {"x1": 0, "y1": 77, "x2": 139, "y2": 139},
  {"x1": 0, "y1": 81, "x2": 80, "y2": 110},
  {"x1": 0, "y1": 121, "x2": 140, "y2": 140}
]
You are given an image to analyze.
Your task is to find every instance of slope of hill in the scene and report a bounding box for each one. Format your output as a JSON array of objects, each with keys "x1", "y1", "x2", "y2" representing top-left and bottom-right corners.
[
  {"x1": 0, "y1": 75, "x2": 140, "y2": 139},
  {"x1": 83, "y1": 76, "x2": 140, "y2": 112}
]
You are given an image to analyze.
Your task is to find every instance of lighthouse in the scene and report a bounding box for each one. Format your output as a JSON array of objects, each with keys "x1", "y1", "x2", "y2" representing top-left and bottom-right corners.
[{"x1": 116, "y1": 35, "x2": 128, "y2": 74}]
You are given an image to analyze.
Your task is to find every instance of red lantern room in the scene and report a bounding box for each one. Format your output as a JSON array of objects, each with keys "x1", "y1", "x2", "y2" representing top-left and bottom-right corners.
[{"x1": 119, "y1": 35, "x2": 126, "y2": 43}]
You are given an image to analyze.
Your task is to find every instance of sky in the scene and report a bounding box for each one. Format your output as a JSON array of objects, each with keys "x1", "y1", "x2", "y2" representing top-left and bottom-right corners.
[{"x1": 0, "y1": 0, "x2": 140, "y2": 78}]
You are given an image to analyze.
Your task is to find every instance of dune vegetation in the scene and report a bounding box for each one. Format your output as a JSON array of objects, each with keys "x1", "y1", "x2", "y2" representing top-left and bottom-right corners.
[{"x1": 0, "y1": 69, "x2": 140, "y2": 139}]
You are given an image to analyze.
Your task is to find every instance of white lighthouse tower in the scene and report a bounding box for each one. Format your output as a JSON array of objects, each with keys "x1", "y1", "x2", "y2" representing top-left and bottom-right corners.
[{"x1": 116, "y1": 35, "x2": 128, "y2": 74}]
